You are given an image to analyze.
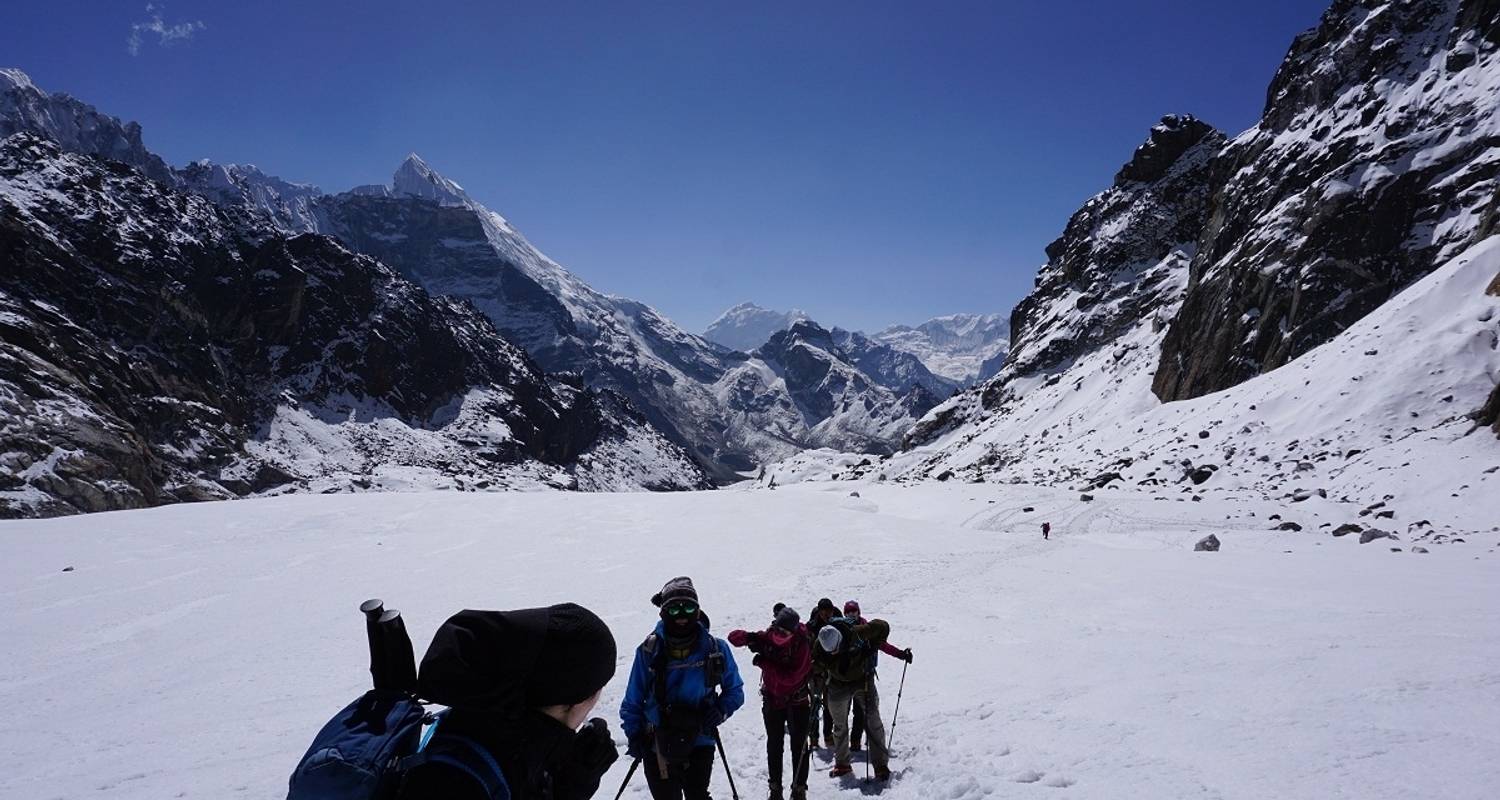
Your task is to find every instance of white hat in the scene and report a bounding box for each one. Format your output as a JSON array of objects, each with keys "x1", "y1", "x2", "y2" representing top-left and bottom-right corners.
[{"x1": 817, "y1": 625, "x2": 843, "y2": 653}]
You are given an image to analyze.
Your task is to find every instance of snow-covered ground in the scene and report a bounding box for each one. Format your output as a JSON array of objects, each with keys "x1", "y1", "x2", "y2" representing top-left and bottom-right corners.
[{"x1": 2, "y1": 484, "x2": 1495, "y2": 800}]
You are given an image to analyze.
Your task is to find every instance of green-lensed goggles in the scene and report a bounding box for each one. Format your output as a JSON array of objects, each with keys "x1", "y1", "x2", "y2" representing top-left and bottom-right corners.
[{"x1": 664, "y1": 602, "x2": 699, "y2": 617}]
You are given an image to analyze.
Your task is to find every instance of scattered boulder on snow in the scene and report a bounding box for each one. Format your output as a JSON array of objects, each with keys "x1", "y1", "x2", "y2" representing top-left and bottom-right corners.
[
  {"x1": 1188, "y1": 465, "x2": 1217, "y2": 485},
  {"x1": 1080, "y1": 493, "x2": 1095, "y2": 502},
  {"x1": 848, "y1": 491, "x2": 861, "y2": 498},
  {"x1": 1276, "y1": 521, "x2": 1304, "y2": 532},
  {"x1": 1332, "y1": 523, "x2": 1363, "y2": 537},
  {"x1": 1413, "y1": 546, "x2": 1430, "y2": 554},
  {"x1": 1359, "y1": 529, "x2": 1393, "y2": 544},
  {"x1": 61, "y1": 566, "x2": 74, "y2": 572},
  {"x1": 1488, "y1": 270, "x2": 1500, "y2": 297},
  {"x1": 1023, "y1": 506, "x2": 1035, "y2": 512},
  {"x1": 1195, "y1": 534, "x2": 1221, "y2": 552}
]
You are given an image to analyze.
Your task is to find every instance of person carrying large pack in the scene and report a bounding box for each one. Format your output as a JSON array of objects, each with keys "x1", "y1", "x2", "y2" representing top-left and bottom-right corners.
[
  {"x1": 838, "y1": 600, "x2": 911, "y2": 752},
  {"x1": 621, "y1": 576, "x2": 746, "y2": 800},
  {"x1": 812, "y1": 615, "x2": 910, "y2": 782},
  {"x1": 803, "y1": 598, "x2": 840, "y2": 749},
  {"x1": 286, "y1": 600, "x2": 621, "y2": 800},
  {"x1": 728, "y1": 603, "x2": 813, "y2": 800}
]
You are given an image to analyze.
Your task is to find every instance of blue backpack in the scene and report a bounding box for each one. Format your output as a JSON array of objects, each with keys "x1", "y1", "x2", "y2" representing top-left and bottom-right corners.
[{"x1": 286, "y1": 689, "x2": 510, "y2": 800}]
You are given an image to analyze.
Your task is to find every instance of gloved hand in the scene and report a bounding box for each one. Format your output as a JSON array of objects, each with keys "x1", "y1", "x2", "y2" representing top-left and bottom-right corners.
[
  {"x1": 551, "y1": 718, "x2": 619, "y2": 800},
  {"x1": 900, "y1": 648, "x2": 914, "y2": 663},
  {"x1": 702, "y1": 702, "x2": 726, "y2": 729},
  {"x1": 727, "y1": 629, "x2": 749, "y2": 647},
  {"x1": 626, "y1": 730, "x2": 654, "y2": 760}
]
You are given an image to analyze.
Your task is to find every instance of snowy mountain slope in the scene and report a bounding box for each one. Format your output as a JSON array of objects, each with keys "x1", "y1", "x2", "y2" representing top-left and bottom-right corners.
[
  {"x1": 703, "y1": 301, "x2": 811, "y2": 351},
  {"x1": 0, "y1": 134, "x2": 708, "y2": 518},
  {"x1": 1155, "y1": 0, "x2": 1500, "y2": 400},
  {"x1": 713, "y1": 320, "x2": 944, "y2": 460},
  {"x1": 872, "y1": 312, "x2": 1012, "y2": 385},
  {"x1": 2, "y1": 484, "x2": 1496, "y2": 799},
  {"x1": 888, "y1": 233, "x2": 1500, "y2": 535}
]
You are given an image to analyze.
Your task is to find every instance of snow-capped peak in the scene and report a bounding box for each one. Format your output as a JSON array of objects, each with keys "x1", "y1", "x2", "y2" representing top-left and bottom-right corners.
[
  {"x1": 0, "y1": 67, "x2": 37, "y2": 93},
  {"x1": 703, "y1": 303, "x2": 811, "y2": 352},
  {"x1": 392, "y1": 152, "x2": 470, "y2": 206}
]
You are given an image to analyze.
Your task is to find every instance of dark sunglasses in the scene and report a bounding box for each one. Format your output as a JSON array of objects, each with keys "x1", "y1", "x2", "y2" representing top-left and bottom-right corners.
[{"x1": 663, "y1": 602, "x2": 699, "y2": 617}]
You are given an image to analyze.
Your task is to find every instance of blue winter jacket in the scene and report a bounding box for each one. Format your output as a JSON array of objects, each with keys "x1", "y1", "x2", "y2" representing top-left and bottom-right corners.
[{"x1": 620, "y1": 620, "x2": 745, "y2": 747}]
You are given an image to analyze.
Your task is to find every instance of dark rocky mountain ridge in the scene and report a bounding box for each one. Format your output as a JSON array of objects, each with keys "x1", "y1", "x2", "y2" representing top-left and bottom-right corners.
[{"x1": 0, "y1": 135, "x2": 708, "y2": 517}]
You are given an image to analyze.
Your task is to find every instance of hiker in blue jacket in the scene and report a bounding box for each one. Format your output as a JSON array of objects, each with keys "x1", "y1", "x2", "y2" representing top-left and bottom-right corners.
[{"x1": 621, "y1": 576, "x2": 745, "y2": 800}]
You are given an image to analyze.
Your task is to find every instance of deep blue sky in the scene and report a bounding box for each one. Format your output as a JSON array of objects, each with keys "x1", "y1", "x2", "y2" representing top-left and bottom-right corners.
[{"x1": 5, "y1": 1, "x2": 1330, "y2": 332}]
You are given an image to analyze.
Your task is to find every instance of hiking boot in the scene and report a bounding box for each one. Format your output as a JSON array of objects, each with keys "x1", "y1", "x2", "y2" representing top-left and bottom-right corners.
[
  {"x1": 790, "y1": 790, "x2": 807, "y2": 800},
  {"x1": 873, "y1": 765, "x2": 892, "y2": 782},
  {"x1": 829, "y1": 763, "x2": 853, "y2": 778}
]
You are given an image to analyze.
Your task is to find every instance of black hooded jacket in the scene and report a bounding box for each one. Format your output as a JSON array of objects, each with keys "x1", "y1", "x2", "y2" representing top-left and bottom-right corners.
[{"x1": 395, "y1": 605, "x2": 618, "y2": 800}]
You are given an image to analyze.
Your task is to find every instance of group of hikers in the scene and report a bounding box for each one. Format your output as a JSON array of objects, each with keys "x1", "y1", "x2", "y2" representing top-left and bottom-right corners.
[
  {"x1": 295, "y1": 575, "x2": 911, "y2": 800},
  {"x1": 625, "y1": 577, "x2": 913, "y2": 800}
]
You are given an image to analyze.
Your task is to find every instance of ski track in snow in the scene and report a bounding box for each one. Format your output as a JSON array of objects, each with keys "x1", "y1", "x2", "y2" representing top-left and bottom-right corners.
[{"x1": 1, "y1": 484, "x2": 1497, "y2": 800}]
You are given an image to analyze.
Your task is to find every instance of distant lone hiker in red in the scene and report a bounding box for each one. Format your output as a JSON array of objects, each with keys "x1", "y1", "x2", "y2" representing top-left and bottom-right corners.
[{"x1": 1042, "y1": 522, "x2": 1051, "y2": 540}]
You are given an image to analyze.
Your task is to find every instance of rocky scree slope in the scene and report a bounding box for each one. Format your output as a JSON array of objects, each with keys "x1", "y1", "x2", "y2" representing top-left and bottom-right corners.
[{"x1": 0, "y1": 135, "x2": 707, "y2": 518}]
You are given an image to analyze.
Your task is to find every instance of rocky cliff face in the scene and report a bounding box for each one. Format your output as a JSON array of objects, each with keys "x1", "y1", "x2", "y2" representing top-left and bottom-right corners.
[
  {"x1": 900, "y1": 115, "x2": 1224, "y2": 452},
  {"x1": 1154, "y1": 0, "x2": 1500, "y2": 400},
  {"x1": 0, "y1": 135, "x2": 708, "y2": 517}
]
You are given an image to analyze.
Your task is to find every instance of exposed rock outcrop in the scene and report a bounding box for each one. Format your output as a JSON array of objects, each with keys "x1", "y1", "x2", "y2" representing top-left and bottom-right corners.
[{"x1": 1154, "y1": 0, "x2": 1500, "y2": 400}]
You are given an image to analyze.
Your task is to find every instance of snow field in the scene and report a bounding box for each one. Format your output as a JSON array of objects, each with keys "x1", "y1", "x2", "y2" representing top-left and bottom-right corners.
[{"x1": 1, "y1": 483, "x2": 1496, "y2": 799}]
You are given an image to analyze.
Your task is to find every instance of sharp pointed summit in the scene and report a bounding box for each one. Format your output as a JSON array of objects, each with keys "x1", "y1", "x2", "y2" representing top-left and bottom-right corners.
[{"x1": 391, "y1": 152, "x2": 470, "y2": 206}]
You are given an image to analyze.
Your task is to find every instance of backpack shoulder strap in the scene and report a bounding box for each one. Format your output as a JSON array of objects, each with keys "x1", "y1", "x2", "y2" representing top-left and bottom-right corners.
[{"x1": 400, "y1": 733, "x2": 510, "y2": 799}]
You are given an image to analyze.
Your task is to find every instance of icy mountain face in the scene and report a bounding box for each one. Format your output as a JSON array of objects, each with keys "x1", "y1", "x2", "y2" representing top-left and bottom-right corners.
[
  {"x1": 0, "y1": 135, "x2": 708, "y2": 518},
  {"x1": 177, "y1": 160, "x2": 325, "y2": 233},
  {"x1": 1154, "y1": 0, "x2": 1500, "y2": 400},
  {"x1": 713, "y1": 320, "x2": 941, "y2": 459},
  {"x1": 703, "y1": 302, "x2": 811, "y2": 352},
  {"x1": 873, "y1": 313, "x2": 1012, "y2": 385},
  {"x1": 0, "y1": 68, "x2": 175, "y2": 186}
]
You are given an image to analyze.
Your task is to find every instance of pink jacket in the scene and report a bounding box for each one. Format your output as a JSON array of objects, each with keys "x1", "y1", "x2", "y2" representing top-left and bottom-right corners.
[{"x1": 728, "y1": 624, "x2": 813, "y2": 708}]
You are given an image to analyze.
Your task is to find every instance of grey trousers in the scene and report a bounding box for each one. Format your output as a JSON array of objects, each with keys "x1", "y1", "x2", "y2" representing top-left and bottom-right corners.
[{"x1": 826, "y1": 678, "x2": 887, "y2": 768}]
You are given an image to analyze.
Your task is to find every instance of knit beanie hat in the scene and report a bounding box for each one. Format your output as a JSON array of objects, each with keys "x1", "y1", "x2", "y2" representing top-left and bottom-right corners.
[
  {"x1": 650, "y1": 576, "x2": 699, "y2": 608},
  {"x1": 773, "y1": 605, "x2": 800, "y2": 632},
  {"x1": 843, "y1": 600, "x2": 860, "y2": 617},
  {"x1": 817, "y1": 624, "x2": 843, "y2": 653},
  {"x1": 816, "y1": 598, "x2": 837, "y2": 615},
  {"x1": 417, "y1": 603, "x2": 617, "y2": 711}
]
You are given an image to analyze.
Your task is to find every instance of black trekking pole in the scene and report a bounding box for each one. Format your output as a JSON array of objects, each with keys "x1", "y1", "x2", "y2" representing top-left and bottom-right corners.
[
  {"x1": 712, "y1": 729, "x2": 740, "y2": 800},
  {"x1": 612, "y1": 757, "x2": 641, "y2": 800},
  {"x1": 887, "y1": 661, "x2": 909, "y2": 752}
]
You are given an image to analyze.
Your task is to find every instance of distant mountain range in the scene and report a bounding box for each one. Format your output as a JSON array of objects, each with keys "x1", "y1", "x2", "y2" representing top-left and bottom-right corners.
[
  {"x1": 705, "y1": 304, "x2": 1010, "y2": 387},
  {"x1": 0, "y1": 67, "x2": 952, "y2": 513}
]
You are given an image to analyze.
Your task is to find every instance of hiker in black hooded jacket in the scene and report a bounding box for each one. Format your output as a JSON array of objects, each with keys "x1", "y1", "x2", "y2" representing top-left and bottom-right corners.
[{"x1": 396, "y1": 603, "x2": 620, "y2": 800}]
